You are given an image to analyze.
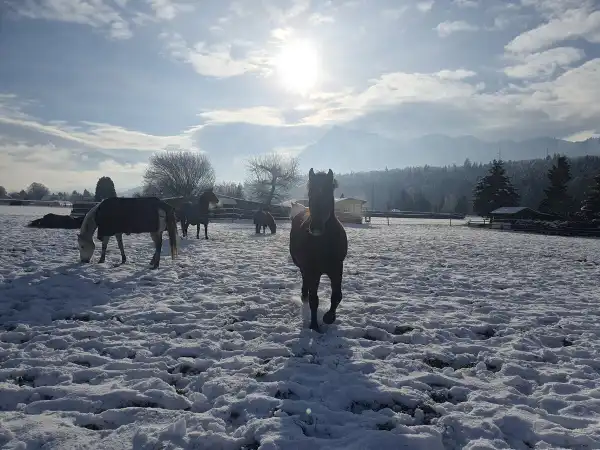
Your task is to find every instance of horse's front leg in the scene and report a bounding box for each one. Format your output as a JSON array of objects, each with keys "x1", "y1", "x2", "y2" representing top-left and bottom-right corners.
[
  {"x1": 196, "y1": 224, "x2": 200, "y2": 240},
  {"x1": 116, "y1": 233, "x2": 126, "y2": 264},
  {"x1": 204, "y1": 223, "x2": 208, "y2": 240},
  {"x1": 306, "y1": 272, "x2": 321, "y2": 332},
  {"x1": 150, "y1": 232, "x2": 162, "y2": 269},
  {"x1": 323, "y1": 263, "x2": 343, "y2": 325},
  {"x1": 98, "y1": 236, "x2": 110, "y2": 263}
]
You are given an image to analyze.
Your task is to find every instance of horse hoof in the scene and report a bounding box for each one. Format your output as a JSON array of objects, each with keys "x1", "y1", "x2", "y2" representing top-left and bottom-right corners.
[{"x1": 323, "y1": 311, "x2": 336, "y2": 325}]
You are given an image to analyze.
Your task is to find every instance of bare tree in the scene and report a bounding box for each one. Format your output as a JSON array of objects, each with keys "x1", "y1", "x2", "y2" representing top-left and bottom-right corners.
[
  {"x1": 245, "y1": 153, "x2": 301, "y2": 205},
  {"x1": 142, "y1": 150, "x2": 215, "y2": 198},
  {"x1": 0, "y1": 186, "x2": 7, "y2": 198}
]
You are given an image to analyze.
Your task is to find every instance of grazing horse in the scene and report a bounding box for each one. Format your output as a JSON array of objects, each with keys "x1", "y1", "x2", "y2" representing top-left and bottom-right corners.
[
  {"x1": 253, "y1": 208, "x2": 277, "y2": 234},
  {"x1": 77, "y1": 196, "x2": 178, "y2": 269},
  {"x1": 289, "y1": 168, "x2": 348, "y2": 332},
  {"x1": 179, "y1": 189, "x2": 220, "y2": 239}
]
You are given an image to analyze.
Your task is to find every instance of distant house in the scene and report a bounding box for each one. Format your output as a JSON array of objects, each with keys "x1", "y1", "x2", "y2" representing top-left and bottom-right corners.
[
  {"x1": 291, "y1": 196, "x2": 367, "y2": 224},
  {"x1": 490, "y1": 207, "x2": 562, "y2": 224}
]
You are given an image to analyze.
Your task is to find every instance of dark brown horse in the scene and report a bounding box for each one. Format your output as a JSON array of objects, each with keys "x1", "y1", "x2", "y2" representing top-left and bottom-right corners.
[
  {"x1": 253, "y1": 208, "x2": 277, "y2": 234},
  {"x1": 289, "y1": 168, "x2": 348, "y2": 332},
  {"x1": 179, "y1": 189, "x2": 220, "y2": 239}
]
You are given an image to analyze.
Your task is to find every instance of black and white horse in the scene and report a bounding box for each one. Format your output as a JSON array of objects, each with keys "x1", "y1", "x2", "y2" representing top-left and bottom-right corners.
[{"x1": 77, "y1": 197, "x2": 178, "y2": 269}]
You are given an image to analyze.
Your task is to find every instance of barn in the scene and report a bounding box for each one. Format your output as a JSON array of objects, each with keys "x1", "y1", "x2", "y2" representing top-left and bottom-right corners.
[{"x1": 290, "y1": 195, "x2": 367, "y2": 224}]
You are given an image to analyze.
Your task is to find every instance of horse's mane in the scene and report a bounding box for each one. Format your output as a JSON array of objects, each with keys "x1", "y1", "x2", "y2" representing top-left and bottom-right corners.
[{"x1": 79, "y1": 202, "x2": 100, "y2": 238}]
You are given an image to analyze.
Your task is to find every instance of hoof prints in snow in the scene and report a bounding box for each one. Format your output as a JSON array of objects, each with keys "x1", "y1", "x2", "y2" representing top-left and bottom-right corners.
[{"x1": 1, "y1": 215, "x2": 600, "y2": 449}]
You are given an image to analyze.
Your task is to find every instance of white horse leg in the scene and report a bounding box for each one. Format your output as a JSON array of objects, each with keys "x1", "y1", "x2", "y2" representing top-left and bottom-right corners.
[
  {"x1": 98, "y1": 236, "x2": 111, "y2": 263},
  {"x1": 116, "y1": 233, "x2": 126, "y2": 263},
  {"x1": 149, "y1": 211, "x2": 168, "y2": 269}
]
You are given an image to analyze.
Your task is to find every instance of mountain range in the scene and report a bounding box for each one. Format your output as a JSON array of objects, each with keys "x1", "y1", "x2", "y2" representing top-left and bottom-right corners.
[
  {"x1": 117, "y1": 129, "x2": 600, "y2": 196},
  {"x1": 298, "y1": 127, "x2": 600, "y2": 174}
]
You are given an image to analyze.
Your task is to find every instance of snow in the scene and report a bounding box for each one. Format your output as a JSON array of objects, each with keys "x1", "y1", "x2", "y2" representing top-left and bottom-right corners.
[{"x1": 1, "y1": 208, "x2": 600, "y2": 449}]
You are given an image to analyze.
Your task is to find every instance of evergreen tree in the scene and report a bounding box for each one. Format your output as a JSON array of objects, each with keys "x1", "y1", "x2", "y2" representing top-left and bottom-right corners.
[
  {"x1": 538, "y1": 155, "x2": 574, "y2": 216},
  {"x1": 454, "y1": 195, "x2": 469, "y2": 215},
  {"x1": 580, "y1": 173, "x2": 600, "y2": 219},
  {"x1": 95, "y1": 176, "x2": 117, "y2": 202},
  {"x1": 472, "y1": 159, "x2": 520, "y2": 217}
]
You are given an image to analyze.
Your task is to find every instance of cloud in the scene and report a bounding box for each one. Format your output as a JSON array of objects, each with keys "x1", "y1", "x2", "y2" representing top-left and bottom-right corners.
[
  {"x1": 503, "y1": 47, "x2": 585, "y2": 79},
  {"x1": 416, "y1": 1, "x2": 435, "y2": 13},
  {"x1": 505, "y1": 7, "x2": 600, "y2": 54},
  {"x1": 146, "y1": 0, "x2": 194, "y2": 20},
  {"x1": 161, "y1": 32, "x2": 265, "y2": 78},
  {"x1": 453, "y1": 0, "x2": 478, "y2": 7},
  {"x1": 435, "y1": 20, "x2": 479, "y2": 37},
  {"x1": 13, "y1": 0, "x2": 133, "y2": 39},
  {"x1": 0, "y1": 140, "x2": 148, "y2": 191},
  {"x1": 199, "y1": 107, "x2": 287, "y2": 127}
]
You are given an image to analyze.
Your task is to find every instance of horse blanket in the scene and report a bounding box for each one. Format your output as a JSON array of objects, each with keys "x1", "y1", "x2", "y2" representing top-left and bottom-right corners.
[{"x1": 96, "y1": 197, "x2": 164, "y2": 239}]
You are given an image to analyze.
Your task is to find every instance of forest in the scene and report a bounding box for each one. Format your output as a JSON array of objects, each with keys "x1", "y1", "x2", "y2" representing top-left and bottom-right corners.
[{"x1": 312, "y1": 155, "x2": 600, "y2": 214}]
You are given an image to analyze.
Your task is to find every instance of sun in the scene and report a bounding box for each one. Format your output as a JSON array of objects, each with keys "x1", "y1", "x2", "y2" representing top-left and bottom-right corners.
[{"x1": 274, "y1": 39, "x2": 320, "y2": 95}]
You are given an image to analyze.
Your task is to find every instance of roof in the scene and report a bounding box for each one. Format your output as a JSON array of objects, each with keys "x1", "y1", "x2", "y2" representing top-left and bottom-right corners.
[
  {"x1": 335, "y1": 197, "x2": 367, "y2": 204},
  {"x1": 490, "y1": 207, "x2": 530, "y2": 215}
]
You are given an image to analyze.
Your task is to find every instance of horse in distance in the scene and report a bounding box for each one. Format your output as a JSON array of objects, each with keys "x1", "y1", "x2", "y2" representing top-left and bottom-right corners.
[
  {"x1": 289, "y1": 168, "x2": 348, "y2": 332},
  {"x1": 253, "y1": 208, "x2": 277, "y2": 234},
  {"x1": 77, "y1": 196, "x2": 178, "y2": 269},
  {"x1": 179, "y1": 188, "x2": 220, "y2": 239}
]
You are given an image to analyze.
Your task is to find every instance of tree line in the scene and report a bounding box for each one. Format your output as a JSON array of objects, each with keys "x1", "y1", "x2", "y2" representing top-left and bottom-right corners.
[
  {"x1": 1, "y1": 150, "x2": 303, "y2": 206},
  {"x1": 327, "y1": 155, "x2": 600, "y2": 216}
]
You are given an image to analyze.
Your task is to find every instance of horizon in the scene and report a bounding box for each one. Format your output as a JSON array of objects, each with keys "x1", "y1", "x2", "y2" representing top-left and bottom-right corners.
[{"x1": 2, "y1": 0, "x2": 600, "y2": 191}]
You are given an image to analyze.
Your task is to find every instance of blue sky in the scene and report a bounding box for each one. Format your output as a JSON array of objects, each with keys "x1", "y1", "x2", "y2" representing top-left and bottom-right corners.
[{"x1": 1, "y1": 0, "x2": 600, "y2": 191}]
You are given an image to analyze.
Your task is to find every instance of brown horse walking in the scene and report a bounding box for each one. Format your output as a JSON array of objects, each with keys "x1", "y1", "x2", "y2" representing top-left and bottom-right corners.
[
  {"x1": 289, "y1": 168, "x2": 348, "y2": 332},
  {"x1": 179, "y1": 189, "x2": 220, "y2": 239}
]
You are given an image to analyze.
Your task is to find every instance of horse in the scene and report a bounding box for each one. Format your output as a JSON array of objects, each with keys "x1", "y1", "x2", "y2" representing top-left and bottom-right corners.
[
  {"x1": 77, "y1": 196, "x2": 178, "y2": 269},
  {"x1": 253, "y1": 208, "x2": 277, "y2": 234},
  {"x1": 289, "y1": 168, "x2": 348, "y2": 332},
  {"x1": 179, "y1": 189, "x2": 220, "y2": 239}
]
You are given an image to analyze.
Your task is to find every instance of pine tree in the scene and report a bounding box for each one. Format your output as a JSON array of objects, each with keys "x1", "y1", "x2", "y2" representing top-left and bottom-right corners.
[
  {"x1": 454, "y1": 195, "x2": 469, "y2": 215},
  {"x1": 580, "y1": 173, "x2": 600, "y2": 219},
  {"x1": 94, "y1": 177, "x2": 117, "y2": 202},
  {"x1": 538, "y1": 155, "x2": 574, "y2": 216},
  {"x1": 472, "y1": 159, "x2": 520, "y2": 217}
]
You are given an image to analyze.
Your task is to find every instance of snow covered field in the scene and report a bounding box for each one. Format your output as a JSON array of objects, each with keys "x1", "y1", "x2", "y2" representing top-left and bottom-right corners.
[{"x1": 1, "y1": 210, "x2": 600, "y2": 450}]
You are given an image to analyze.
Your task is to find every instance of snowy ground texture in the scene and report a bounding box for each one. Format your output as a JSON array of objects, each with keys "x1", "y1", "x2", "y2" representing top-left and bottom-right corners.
[{"x1": 1, "y1": 211, "x2": 600, "y2": 450}]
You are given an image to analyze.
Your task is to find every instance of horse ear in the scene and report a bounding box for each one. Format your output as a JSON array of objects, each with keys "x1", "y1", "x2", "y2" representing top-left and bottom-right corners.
[
  {"x1": 327, "y1": 169, "x2": 333, "y2": 178},
  {"x1": 309, "y1": 168, "x2": 315, "y2": 179}
]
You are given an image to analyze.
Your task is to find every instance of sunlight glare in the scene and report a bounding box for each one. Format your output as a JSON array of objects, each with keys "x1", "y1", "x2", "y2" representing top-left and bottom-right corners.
[{"x1": 274, "y1": 39, "x2": 319, "y2": 95}]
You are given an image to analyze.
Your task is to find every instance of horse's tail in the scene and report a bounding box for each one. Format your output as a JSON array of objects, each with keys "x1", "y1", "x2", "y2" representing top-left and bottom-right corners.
[{"x1": 165, "y1": 206, "x2": 178, "y2": 259}]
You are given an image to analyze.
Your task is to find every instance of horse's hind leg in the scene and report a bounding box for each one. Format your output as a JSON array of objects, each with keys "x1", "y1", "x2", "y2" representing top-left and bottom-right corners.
[
  {"x1": 150, "y1": 232, "x2": 162, "y2": 269},
  {"x1": 204, "y1": 223, "x2": 208, "y2": 240},
  {"x1": 323, "y1": 263, "x2": 343, "y2": 325},
  {"x1": 300, "y1": 271, "x2": 308, "y2": 302},
  {"x1": 116, "y1": 233, "x2": 126, "y2": 264},
  {"x1": 196, "y1": 224, "x2": 200, "y2": 240},
  {"x1": 98, "y1": 236, "x2": 110, "y2": 263}
]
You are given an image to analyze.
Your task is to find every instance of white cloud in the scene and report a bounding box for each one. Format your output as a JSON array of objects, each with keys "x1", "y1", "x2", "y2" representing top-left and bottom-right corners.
[
  {"x1": 505, "y1": 8, "x2": 600, "y2": 54},
  {"x1": 0, "y1": 94, "x2": 199, "y2": 152},
  {"x1": 416, "y1": 1, "x2": 435, "y2": 13},
  {"x1": 161, "y1": 32, "x2": 263, "y2": 78},
  {"x1": 435, "y1": 20, "x2": 479, "y2": 37},
  {"x1": 0, "y1": 141, "x2": 147, "y2": 192},
  {"x1": 146, "y1": 0, "x2": 194, "y2": 20},
  {"x1": 14, "y1": 0, "x2": 133, "y2": 39},
  {"x1": 564, "y1": 130, "x2": 600, "y2": 142},
  {"x1": 503, "y1": 47, "x2": 585, "y2": 79},
  {"x1": 198, "y1": 107, "x2": 287, "y2": 127},
  {"x1": 453, "y1": 0, "x2": 478, "y2": 7}
]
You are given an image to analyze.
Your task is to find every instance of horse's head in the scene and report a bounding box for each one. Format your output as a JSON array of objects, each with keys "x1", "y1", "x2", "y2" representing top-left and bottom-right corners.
[
  {"x1": 77, "y1": 233, "x2": 95, "y2": 263},
  {"x1": 307, "y1": 168, "x2": 337, "y2": 236},
  {"x1": 201, "y1": 188, "x2": 220, "y2": 206}
]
